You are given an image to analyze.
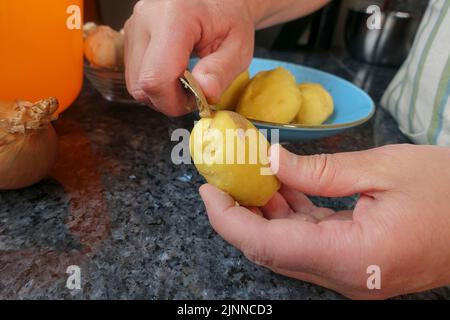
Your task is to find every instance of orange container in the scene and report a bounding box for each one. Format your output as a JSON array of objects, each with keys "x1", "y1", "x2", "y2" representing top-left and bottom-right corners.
[{"x1": 0, "y1": 0, "x2": 84, "y2": 114}]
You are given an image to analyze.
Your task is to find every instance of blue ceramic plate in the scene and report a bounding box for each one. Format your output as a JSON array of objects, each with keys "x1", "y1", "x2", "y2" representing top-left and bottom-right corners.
[{"x1": 190, "y1": 58, "x2": 375, "y2": 142}]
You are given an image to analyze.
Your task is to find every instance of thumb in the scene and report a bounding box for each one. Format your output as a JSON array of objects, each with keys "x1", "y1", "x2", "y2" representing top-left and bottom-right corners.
[
  {"x1": 192, "y1": 30, "x2": 253, "y2": 104},
  {"x1": 270, "y1": 145, "x2": 389, "y2": 197}
]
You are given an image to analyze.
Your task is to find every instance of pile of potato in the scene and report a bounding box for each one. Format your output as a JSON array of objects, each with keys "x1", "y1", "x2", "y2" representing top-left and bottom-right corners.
[{"x1": 216, "y1": 67, "x2": 334, "y2": 126}]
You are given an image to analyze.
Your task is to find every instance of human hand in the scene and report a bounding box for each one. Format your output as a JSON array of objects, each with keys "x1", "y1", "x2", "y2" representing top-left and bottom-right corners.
[
  {"x1": 200, "y1": 144, "x2": 450, "y2": 299},
  {"x1": 124, "y1": 0, "x2": 255, "y2": 116}
]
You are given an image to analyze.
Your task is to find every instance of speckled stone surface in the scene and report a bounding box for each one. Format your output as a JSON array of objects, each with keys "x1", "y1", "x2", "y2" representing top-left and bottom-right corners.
[{"x1": 1, "y1": 49, "x2": 449, "y2": 300}]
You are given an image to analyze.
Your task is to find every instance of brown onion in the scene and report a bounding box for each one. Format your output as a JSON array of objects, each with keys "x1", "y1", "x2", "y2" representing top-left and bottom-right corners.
[{"x1": 0, "y1": 97, "x2": 59, "y2": 190}]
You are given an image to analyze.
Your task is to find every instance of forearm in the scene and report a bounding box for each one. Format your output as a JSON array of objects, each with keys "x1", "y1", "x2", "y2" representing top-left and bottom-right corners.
[{"x1": 247, "y1": 0, "x2": 331, "y2": 29}]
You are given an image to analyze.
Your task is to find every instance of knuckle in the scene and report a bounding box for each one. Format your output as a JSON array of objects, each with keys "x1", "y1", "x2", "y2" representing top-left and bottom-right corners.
[
  {"x1": 306, "y1": 154, "x2": 337, "y2": 192},
  {"x1": 203, "y1": 58, "x2": 226, "y2": 81},
  {"x1": 123, "y1": 18, "x2": 132, "y2": 33},
  {"x1": 138, "y1": 73, "x2": 189, "y2": 117},
  {"x1": 129, "y1": 89, "x2": 147, "y2": 103},
  {"x1": 132, "y1": 0, "x2": 145, "y2": 15},
  {"x1": 138, "y1": 73, "x2": 165, "y2": 95},
  {"x1": 126, "y1": 79, "x2": 148, "y2": 102}
]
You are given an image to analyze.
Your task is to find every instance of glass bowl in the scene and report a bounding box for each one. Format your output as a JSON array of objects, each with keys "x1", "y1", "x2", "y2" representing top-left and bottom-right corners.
[{"x1": 84, "y1": 62, "x2": 138, "y2": 104}]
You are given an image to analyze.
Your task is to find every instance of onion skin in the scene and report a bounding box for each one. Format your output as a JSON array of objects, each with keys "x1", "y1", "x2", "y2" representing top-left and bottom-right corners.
[
  {"x1": 0, "y1": 126, "x2": 58, "y2": 190},
  {"x1": 0, "y1": 98, "x2": 59, "y2": 190}
]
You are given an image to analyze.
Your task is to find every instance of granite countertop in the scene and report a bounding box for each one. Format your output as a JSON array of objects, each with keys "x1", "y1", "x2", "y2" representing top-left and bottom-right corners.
[{"x1": 1, "y1": 49, "x2": 449, "y2": 300}]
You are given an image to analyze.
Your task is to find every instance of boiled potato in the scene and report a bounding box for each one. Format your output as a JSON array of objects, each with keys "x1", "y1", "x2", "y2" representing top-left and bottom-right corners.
[
  {"x1": 215, "y1": 71, "x2": 250, "y2": 111},
  {"x1": 296, "y1": 83, "x2": 334, "y2": 125},
  {"x1": 237, "y1": 67, "x2": 302, "y2": 124},
  {"x1": 190, "y1": 111, "x2": 280, "y2": 207}
]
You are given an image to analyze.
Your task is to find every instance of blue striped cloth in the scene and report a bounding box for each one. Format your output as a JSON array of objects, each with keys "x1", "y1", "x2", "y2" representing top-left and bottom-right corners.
[{"x1": 381, "y1": 0, "x2": 450, "y2": 146}]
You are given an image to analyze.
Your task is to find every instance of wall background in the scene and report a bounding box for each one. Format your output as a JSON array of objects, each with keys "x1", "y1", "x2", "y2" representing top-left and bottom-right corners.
[
  {"x1": 87, "y1": 0, "x2": 430, "y2": 49},
  {"x1": 98, "y1": 0, "x2": 139, "y2": 30}
]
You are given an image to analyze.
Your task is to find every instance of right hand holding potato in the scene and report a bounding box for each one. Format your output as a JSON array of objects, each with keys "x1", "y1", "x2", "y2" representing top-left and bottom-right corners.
[
  {"x1": 124, "y1": 0, "x2": 255, "y2": 116},
  {"x1": 200, "y1": 144, "x2": 450, "y2": 299}
]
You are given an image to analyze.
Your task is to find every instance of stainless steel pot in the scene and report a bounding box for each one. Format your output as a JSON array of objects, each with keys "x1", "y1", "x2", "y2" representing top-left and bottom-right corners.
[{"x1": 345, "y1": 9, "x2": 421, "y2": 67}]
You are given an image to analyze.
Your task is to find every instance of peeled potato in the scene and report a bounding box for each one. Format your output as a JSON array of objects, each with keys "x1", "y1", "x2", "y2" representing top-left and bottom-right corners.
[
  {"x1": 190, "y1": 111, "x2": 280, "y2": 207},
  {"x1": 216, "y1": 71, "x2": 250, "y2": 111},
  {"x1": 296, "y1": 83, "x2": 334, "y2": 125},
  {"x1": 237, "y1": 67, "x2": 302, "y2": 124},
  {"x1": 84, "y1": 26, "x2": 124, "y2": 69}
]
